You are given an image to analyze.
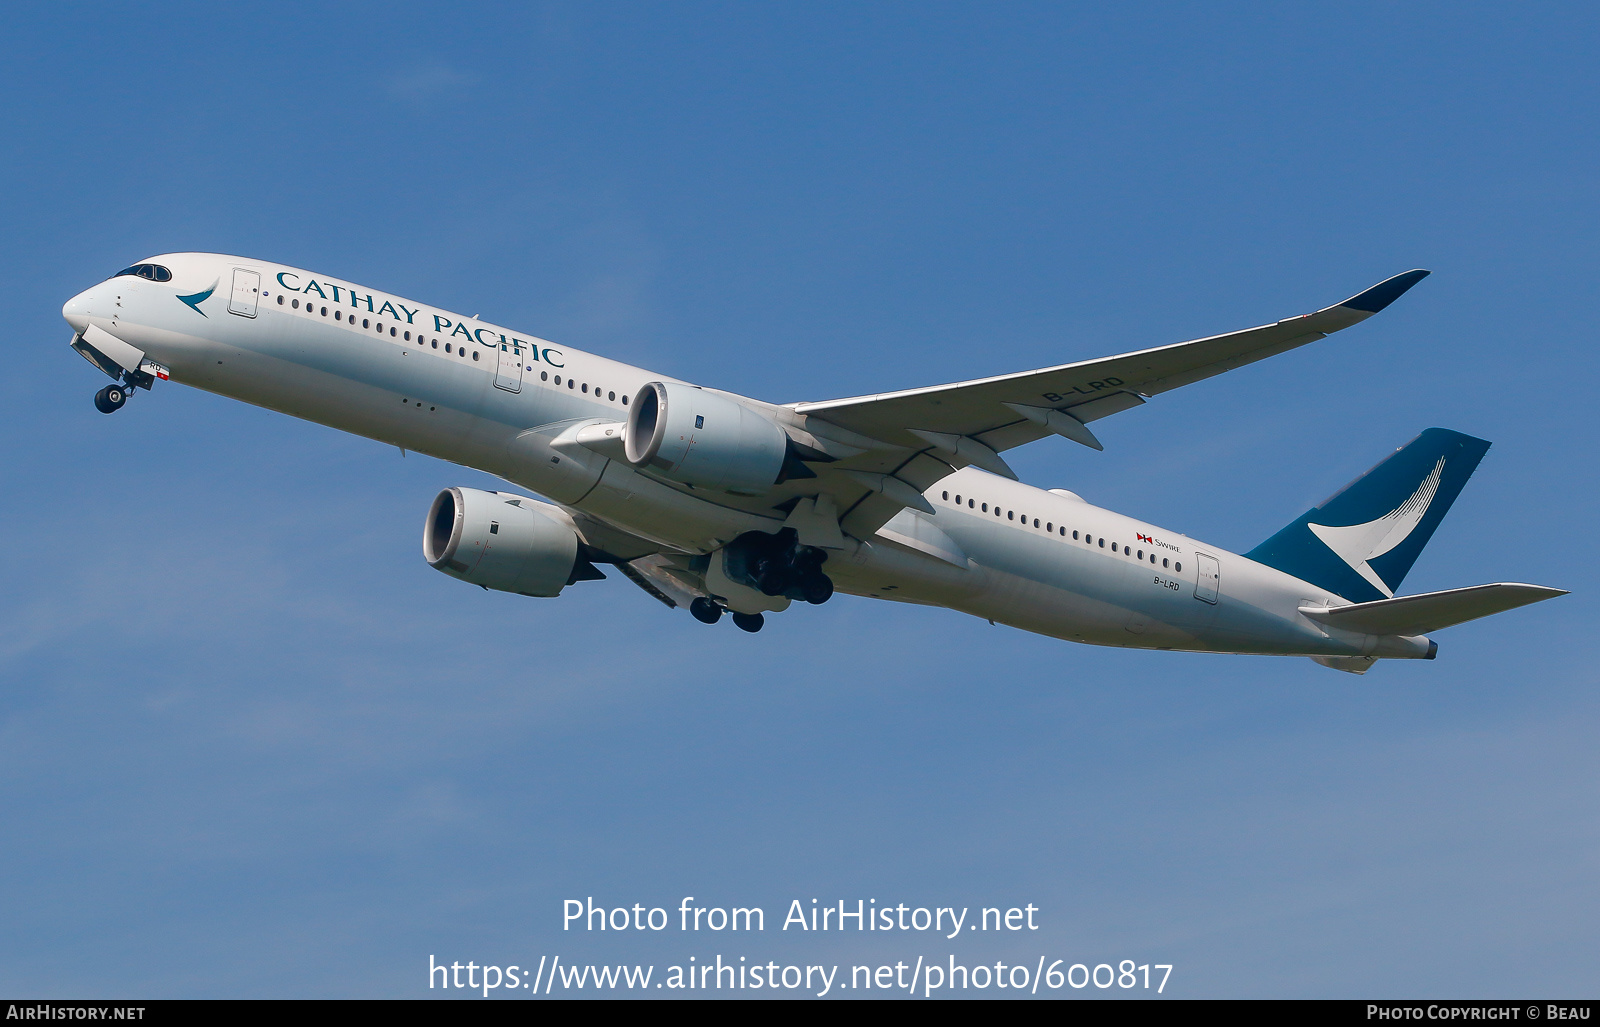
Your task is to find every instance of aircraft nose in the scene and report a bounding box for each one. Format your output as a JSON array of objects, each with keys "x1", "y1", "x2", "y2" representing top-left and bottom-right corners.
[{"x1": 62, "y1": 286, "x2": 95, "y2": 333}]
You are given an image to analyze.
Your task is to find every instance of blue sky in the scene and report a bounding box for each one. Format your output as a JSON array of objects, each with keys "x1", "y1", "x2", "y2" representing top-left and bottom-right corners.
[{"x1": 1, "y1": 1, "x2": 1595, "y2": 998}]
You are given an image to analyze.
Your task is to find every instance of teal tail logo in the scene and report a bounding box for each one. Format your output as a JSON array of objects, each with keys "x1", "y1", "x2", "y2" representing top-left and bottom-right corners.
[
  {"x1": 177, "y1": 279, "x2": 217, "y2": 317},
  {"x1": 1245, "y1": 428, "x2": 1491, "y2": 602}
]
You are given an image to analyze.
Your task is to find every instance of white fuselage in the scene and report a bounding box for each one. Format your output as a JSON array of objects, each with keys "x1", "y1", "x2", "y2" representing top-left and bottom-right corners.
[{"x1": 62, "y1": 253, "x2": 1431, "y2": 661}]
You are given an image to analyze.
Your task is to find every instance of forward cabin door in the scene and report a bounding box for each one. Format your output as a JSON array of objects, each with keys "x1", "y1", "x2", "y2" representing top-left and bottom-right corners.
[
  {"x1": 228, "y1": 268, "x2": 260, "y2": 317},
  {"x1": 1194, "y1": 553, "x2": 1220, "y2": 604},
  {"x1": 494, "y1": 338, "x2": 524, "y2": 393}
]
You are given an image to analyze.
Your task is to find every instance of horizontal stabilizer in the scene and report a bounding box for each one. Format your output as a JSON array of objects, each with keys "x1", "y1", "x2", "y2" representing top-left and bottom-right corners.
[{"x1": 1301, "y1": 583, "x2": 1566, "y2": 637}]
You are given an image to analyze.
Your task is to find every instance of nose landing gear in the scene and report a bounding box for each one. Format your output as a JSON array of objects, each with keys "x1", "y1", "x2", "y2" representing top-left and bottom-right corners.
[
  {"x1": 93, "y1": 384, "x2": 127, "y2": 413},
  {"x1": 731, "y1": 612, "x2": 765, "y2": 633}
]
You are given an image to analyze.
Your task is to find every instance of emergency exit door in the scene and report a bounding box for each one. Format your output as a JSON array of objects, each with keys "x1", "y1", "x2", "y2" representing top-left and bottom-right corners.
[{"x1": 494, "y1": 339, "x2": 524, "y2": 393}]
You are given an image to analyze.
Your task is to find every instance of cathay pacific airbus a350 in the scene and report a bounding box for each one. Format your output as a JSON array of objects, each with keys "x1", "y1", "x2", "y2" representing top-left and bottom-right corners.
[{"x1": 63, "y1": 256, "x2": 1564, "y2": 673}]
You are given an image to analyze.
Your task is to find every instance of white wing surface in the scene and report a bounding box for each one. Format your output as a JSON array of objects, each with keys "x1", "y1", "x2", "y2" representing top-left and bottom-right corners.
[{"x1": 790, "y1": 270, "x2": 1430, "y2": 539}]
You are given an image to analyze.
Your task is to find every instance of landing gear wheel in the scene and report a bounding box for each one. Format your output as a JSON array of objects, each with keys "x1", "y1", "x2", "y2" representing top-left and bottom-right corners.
[
  {"x1": 801, "y1": 575, "x2": 834, "y2": 605},
  {"x1": 690, "y1": 596, "x2": 723, "y2": 624},
  {"x1": 731, "y1": 612, "x2": 765, "y2": 633},
  {"x1": 94, "y1": 384, "x2": 127, "y2": 414}
]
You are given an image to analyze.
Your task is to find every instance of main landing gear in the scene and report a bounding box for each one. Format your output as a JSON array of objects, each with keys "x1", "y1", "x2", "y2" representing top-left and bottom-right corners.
[
  {"x1": 688, "y1": 596, "x2": 766, "y2": 633},
  {"x1": 93, "y1": 383, "x2": 127, "y2": 413}
]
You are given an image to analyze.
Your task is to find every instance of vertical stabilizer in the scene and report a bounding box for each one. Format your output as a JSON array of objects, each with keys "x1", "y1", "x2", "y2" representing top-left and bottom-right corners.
[{"x1": 1245, "y1": 428, "x2": 1491, "y2": 602}]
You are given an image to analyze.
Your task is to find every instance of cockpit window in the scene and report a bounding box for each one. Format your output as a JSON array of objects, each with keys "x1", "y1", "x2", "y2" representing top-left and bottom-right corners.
[{"x1": 114, "y1": 264, "x2": 173, "y2": 283}]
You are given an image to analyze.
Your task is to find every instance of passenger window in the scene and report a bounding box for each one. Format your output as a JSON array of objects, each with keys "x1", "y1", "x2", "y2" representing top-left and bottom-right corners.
[
  {"x1": 1111, "y1": 543, "x2": 1118, "y2": 553},
  {"x1": 446, "y1": 344, "x2": 452, "y2": 354},
  {"x1": 554, "y1": 376, "x2": 561, "y2": 385},
  {"x1": 622, "y1": 395, "x2": 629, "y2": 405},
  {"x1": 431, "y1": 339, "x2": 438, "y2": 349},
  {"x1": 968, "y1": 499, "x2": 974, "y2": 508},
  {"x1": 363, "y1": 319, "x2": 370, "y2": 328},
  {"x1": 404, "y1": 331, "x2": 411, "y2": 341},
  {"x1": 942, "y1": 491, "x2": 949, "y2": 501},
  {"x1": 292, "y1": 298, "x2": 300, "y2": 309},
  {"x1": 981, "y1": 503, "x2": 988, "y2": 512},
  {"x1": 1137, "y1": 549, "x2": 1143, "y2": 559},
  {"x1": 390, "y1": 327, "x2": 397, "y2": 336},
  {"x1": 1007, "y1": 511, "x2": 1014, "y2": 520},
  {"x1": 1098, "y1": 538, "x2": 1105, "y2": 548},
  {"x1": 322, "y1": 307, "x2": 328, "y2": 316},
  {"x1": 541, "y1": 371, "x2": 548, "y2": 381},
  {"x1": 335, "y1": 310, "x2": 342, "y2": 320},
  {"x1": 472, "y1": 351, "x2": 479, "y2": 360},
  {"x1": 582, "y1": 383, "x2": 588, "y2": 393},
  {"x1": 1046, "y1": 522, "x2": 1052, "y2": 532},
  {"x1": 1162, "y1": 558, "x2": 1169, "y2": 568},
  {"x1": 276, "y1": 295, "x2": 284, "y2": 305},
  {"x1": 1073, "y1": 530, "x2": 1079, "y2": 540},
  {"x1": 1033, "y1": 518, "x2": 1039, "y2": 528},
  {"x1": 609, "y1": 391, "x2": 616, "y2": 401},
  {"x1": 568, "y1": 379, "x2": 575, "y2": 389},
  {"x1": 1175, "y1": 562, "x2": 1182, "y2": 573},
  {"x1": 1059, "y1": 527, "x2": 1066, "y2": 536}
]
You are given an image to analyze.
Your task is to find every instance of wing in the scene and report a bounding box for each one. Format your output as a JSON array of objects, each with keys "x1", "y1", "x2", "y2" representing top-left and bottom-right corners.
[
  {"x1": 787, "y1": 270, "x2": 1430, "y2": 540},
  {"x1": 795, "y1": 270, "x2": 1428, "y2": 454}
]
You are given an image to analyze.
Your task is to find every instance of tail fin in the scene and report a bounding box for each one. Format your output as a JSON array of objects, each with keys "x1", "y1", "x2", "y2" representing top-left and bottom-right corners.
[{"x1": 1245, "y1": 428, "x2": 1491, "y2": 602}]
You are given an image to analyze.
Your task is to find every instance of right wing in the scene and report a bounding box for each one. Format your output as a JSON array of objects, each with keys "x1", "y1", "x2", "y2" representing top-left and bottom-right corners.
[
  {"x1": 793, "y1": 270, "x2": 1431, "y2": 455},
  {"x1": 788, "y1": 270, "x2": 1431, "y2": 539}
]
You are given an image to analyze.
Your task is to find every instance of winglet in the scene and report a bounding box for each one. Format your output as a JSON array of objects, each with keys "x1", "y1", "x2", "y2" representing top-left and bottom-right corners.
[{"x1": 1338, "y1": 269, "x2": 1430, "y2": 314}]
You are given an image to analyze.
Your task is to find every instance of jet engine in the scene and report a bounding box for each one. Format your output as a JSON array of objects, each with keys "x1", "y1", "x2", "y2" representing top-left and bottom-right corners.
[
  {"x1": 423, "y1": 487, "x2": 602, "y2": 597},
  {"x1": 624, "y1": 381, "x2": 790, "y2": 496}
]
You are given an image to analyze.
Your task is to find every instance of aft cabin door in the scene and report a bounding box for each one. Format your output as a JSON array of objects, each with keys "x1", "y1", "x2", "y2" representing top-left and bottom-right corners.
[
  {"x1": 494, "y1": 339, "x2": 524, "y2": 393},
  {"x1": 228, "y1": 268, "x2": 260, "y2": 318},
  {"x1": 1194, "y1": 553, "x2": 1220, "y2": 604}
]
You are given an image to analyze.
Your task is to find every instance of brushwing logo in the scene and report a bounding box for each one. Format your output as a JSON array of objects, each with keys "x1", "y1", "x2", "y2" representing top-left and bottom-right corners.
[
  {"x1": 1307, "y1": 457, "x2": 1445, "y2": 597},
  {"x1": 177, "y1": 279, "x2": 218, "y2": 317}
]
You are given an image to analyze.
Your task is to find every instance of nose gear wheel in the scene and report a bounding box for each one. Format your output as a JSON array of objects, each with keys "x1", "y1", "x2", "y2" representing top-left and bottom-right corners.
[{"x1": 94, "y1": 384, "x2": 127, "y2": 413}]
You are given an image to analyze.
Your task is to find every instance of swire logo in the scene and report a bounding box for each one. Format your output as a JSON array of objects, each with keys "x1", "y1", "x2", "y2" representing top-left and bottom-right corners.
[
  {"x1": 1137, "y1": 533, "x2": 1153, "y2": 543},
  {"x1": 177, "y1": 279, "x2": 217, "y2": 317}
]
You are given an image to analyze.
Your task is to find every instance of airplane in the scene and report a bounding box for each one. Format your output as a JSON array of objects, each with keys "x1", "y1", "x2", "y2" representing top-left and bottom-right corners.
[{"x1": 62, "y1": 256, "x2": 1565, "y2": 673}]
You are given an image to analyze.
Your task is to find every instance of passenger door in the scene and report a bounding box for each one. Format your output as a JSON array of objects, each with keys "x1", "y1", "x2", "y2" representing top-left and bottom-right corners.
[
  {"x1": 494, "y1": 338, "x2": 524, "y2": 393},
  {"x1": 1194, "y1": 552, "x2": 1220, "y2": 604},
  {"x1": 228, "y1": 268, "x2": 260, "y2": 318}
]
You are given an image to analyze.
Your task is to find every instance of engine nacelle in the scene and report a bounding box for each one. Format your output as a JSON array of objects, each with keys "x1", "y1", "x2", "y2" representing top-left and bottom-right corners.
[
  {"x1": 624, "y1": 381, "x2": 789, "y2": 496},
  {"x1": 424, "y1": 487, "x2": 582, "y2": 597}
]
